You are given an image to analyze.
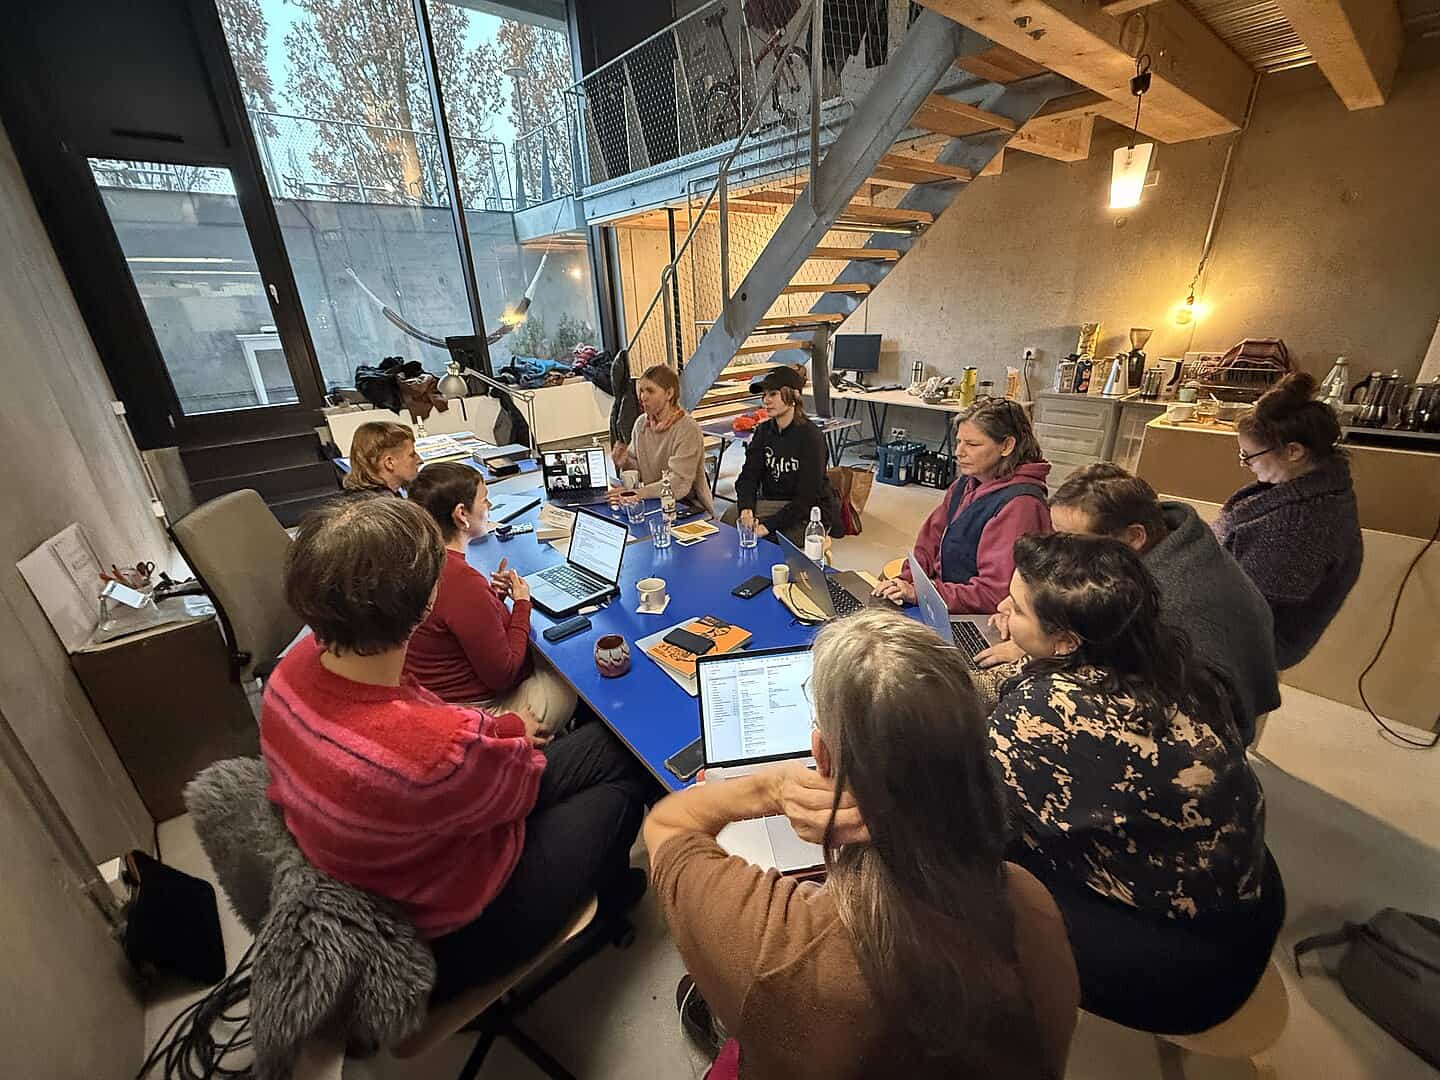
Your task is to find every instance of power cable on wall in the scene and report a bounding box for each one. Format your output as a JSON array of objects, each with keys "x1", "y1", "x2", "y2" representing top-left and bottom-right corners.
[{"x1": 1356, "y1": 507, "x2": 1440, "y2": 750}]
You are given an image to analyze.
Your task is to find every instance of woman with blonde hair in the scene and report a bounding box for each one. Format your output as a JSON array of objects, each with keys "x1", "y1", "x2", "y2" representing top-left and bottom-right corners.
[
  {"x1": 647, "y1": 608, "x2": 1078, "y2": 1079},
  {"x1": 343, "y1": 420, "x2": 420, "y2": 495},
  {"x1": 610, "y1": 363, "x2": 714, "y2": 514}
]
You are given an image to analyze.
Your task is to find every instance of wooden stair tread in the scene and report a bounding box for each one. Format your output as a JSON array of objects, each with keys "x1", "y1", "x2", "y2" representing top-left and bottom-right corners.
[
  {"x1": 698, "y1": 313, "x2": 846, "y2": 330},
  {"x1": 735, "y1": 189, "x2": 933, "y2": 225},
  {"x1": 733, "y1": 340, "x2": 812, "y2": 356},
  {"x1": 875, "y1": 153, "x2": 974, "y2": 184},
  {"x1": 780, "y1": 282, "x2": 872, "y2": 295},
  {"x1": 808, "y1": 247, "x2": 901, "y2": 261},
  {"x1": 911, "y1": 95, "x2": 1018, "y2": 138}
]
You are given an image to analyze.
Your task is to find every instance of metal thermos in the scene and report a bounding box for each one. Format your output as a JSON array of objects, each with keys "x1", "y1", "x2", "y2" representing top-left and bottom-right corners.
[
  {"x1": 1416, "y1": 378, "x2": 1440, "y2": 432},
  {"x1": 1140, "y1": 367, "x2": 1164, "y2": 400}
]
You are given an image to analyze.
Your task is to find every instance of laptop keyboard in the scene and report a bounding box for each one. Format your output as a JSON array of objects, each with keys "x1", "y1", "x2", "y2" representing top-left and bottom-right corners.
[
  {"x1": 541, "y1": 564, "x2": 602, "y2": 600},
  {"x1": 951, "y1": 620, "x2": 989, "y2": 657},
  {"x1": 825, "y1": 576, "x2": 862, "y2": 617}
]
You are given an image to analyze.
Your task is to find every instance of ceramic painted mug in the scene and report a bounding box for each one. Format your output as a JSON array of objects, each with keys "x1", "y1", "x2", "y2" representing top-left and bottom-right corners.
[{"x1": 594, "y1": 634, "x2": 630, "y2": 678}]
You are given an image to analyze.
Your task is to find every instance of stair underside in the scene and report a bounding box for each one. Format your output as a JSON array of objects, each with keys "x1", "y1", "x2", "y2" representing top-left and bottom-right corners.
[{"x1": 808, "y1": 247, "x2": 901, "y2": 261}]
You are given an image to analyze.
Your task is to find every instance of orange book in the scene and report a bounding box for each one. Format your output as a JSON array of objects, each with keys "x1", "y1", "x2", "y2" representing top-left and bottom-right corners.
[{"x1": 644, "y1": 616, "x2": 752, "y2": 679}]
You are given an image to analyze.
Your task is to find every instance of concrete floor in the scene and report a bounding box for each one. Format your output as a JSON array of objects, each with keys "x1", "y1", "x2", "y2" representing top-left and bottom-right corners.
[{"x1": 145, "y1": 445, "x2": 1440, "y2": 1079}]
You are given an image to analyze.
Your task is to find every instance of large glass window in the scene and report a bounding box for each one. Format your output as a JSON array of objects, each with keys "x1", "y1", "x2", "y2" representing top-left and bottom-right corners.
[
  {"x1": 214, "y1": 0, "x2": 602, "y2": 388},
  {"x1": 91, "y1": 161, "x2": 299, "y2": 415}
]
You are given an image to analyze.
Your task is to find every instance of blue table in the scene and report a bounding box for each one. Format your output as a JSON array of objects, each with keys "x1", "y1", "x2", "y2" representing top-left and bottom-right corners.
[{"x1": 465, "y1": 496, "x2": 824, "y2": 792}]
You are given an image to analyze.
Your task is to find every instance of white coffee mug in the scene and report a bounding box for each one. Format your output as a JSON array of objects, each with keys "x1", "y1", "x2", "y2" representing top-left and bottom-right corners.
[
  {"x1": 637, "y1": 576, "x2": 667, "y2": 610},
  {"x1": 621, "y1": 469, "x2": 640, "y2": 491},
  {"x1": 771, "y1": 564, "x2": 790, "y2": 587}
]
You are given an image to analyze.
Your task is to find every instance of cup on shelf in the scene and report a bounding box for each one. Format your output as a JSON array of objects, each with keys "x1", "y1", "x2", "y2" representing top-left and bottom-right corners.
[
  {"x1": 737, "y1": 517, "x2": 758, "y2": 549},
  {"x1": 771, "y1": 564, "x2": 789, "y2": 587},
  {"x1": 1165, "y1": 403, "x2": 1196, "y2": 423},
  {"x1": 594, "y1": 634, "x2": 630, "y2": 678},
  {"x1": 637, "y1": 577, "x2": 668, "y2": 611}
]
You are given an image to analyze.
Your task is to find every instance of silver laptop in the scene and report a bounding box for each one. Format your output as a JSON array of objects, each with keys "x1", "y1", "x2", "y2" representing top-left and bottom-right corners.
[
  {"x1": 523, "y1": 507, "x2": 627, "y2": 617},
  {"x1": 541, "y1": 448, "x2": 610, "y2": 507},
  {"x1": 909, "y1": 555, "x2": 1002, "y2": 662},
  {"x1": 697, "y1": 646, "x2": 824, "y2": 874},
  {"x1": 777, "y1": 533, "x2": 889, "y2": 620}
]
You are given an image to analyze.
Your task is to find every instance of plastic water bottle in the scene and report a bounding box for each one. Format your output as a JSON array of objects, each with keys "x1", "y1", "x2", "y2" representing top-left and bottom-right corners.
[
  {"x1": 660, "y1": 469, "x2": 677, "y2": 525},
  {"x1": 804, "y1": 507, "x2": 826, "y2": 566}
]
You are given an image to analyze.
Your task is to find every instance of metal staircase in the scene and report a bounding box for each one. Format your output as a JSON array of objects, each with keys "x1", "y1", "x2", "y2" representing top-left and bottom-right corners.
[{"x1": 591, "y1": 1, "x2": 1075, "y2": 422}]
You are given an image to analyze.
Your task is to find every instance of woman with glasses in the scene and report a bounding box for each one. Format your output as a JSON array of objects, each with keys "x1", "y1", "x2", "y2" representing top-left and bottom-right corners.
[
  {"x1": 645, "y1": 608, "x2": 1079, "y2": 1080},
  {"x1": 873, "y1": 397, "x2": 1052, "y2": 613},
  {"x1": 990, "y1": 532, "x2": 1281, "y2": 1037},
  {"x1": 1219, "y1": 372, "x2": 1362, "y2": 668}
]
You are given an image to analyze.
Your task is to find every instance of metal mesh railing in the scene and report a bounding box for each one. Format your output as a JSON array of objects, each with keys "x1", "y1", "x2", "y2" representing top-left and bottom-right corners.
[{"x1": 620, "y1": 0, "x2": 922, "y2": 385}]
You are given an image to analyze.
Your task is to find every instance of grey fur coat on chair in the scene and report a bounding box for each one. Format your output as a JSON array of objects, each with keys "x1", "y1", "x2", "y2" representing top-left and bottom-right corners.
[{"x1": 184, "y1": 758, "x2": 435, "y2": 1080}]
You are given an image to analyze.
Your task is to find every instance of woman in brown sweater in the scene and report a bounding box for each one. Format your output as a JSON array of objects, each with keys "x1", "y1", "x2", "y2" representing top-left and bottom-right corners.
[
  {"x1": 610, "y1": 364, "x2": 714, "y2": 514},
  {"x1": 646, "y1": 608, "x2": 1077, "y2": 1079}
]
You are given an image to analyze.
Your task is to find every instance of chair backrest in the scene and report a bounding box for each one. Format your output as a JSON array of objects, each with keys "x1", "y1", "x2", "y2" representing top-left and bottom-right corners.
[
  {"x1": 171, "y1": 489, "x2": 303, "y2": 683},
  {"x1": 185, "y1": 758, "x2": 434, "y2": 1078}
]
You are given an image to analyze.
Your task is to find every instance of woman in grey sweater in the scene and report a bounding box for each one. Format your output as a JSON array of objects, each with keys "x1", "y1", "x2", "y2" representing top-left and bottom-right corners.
[{"x1": 611, "y1": 364, "x2": 714, "y2": 515}]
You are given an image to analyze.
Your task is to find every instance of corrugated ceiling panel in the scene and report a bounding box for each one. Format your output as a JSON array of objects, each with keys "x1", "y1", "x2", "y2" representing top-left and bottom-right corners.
[{"x1": 1186, "y1": 0, "x2": 1313, "y2": 71}]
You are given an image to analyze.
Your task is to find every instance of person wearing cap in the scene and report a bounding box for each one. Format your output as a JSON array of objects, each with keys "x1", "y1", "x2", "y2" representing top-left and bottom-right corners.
[{"x1": 728, "y1": 366, "x2": 843, "y2": 547}]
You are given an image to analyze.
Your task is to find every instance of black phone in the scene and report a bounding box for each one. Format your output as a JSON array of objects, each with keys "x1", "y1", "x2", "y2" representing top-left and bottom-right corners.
[
  {"x1": 664, "y1": 736, "x2": 705, "y2": 781},
  {"x1": 663, "y1": 627, "x2": 716, "y2": 655},
  {"x1": 731, "y1": 574, "x2": 771, "y2": 599},
  {"x1": 542, "y1": 614, "x2": 591, "y2": 642}
]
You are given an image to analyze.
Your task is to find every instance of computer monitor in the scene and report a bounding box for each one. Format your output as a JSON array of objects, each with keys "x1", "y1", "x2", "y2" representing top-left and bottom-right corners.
[{"x1": 832, "y1": 333, "x2": 880, "y2": 374}]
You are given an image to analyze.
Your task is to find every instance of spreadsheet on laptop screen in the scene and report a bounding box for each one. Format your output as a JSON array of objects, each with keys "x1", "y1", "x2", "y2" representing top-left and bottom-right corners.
[
  {"x1": 699, "y1": 649, "x2": 814, "y2": 765},
  {"x1": 566, "y1": 511, "x2": 626, "y2": 582}
]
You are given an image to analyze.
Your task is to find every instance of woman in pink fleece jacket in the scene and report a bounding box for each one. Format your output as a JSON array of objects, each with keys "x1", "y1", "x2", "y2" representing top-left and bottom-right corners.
[{"x1": 875, "y1": 398, "x2": 1052, "y2": 614}]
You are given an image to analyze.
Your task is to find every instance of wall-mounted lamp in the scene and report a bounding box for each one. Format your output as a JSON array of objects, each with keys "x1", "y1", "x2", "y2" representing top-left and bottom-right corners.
[{"x1": 1110, "y1": 54, "x2": 1154, "y2": 211}]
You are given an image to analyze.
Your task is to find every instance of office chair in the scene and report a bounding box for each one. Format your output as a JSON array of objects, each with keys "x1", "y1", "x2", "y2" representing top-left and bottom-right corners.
[
  {"x1": 186, "y1": 758, "x2": 634, "y2": 1080},
  {"x1": 171, "y1": 490, "x2": 303, "y2": 685}
]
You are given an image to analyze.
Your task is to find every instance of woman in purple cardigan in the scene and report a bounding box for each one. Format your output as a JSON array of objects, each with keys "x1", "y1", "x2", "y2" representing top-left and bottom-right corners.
[{"x1": 1217, "y1": 373, "x2": 1362, "y2": 669}]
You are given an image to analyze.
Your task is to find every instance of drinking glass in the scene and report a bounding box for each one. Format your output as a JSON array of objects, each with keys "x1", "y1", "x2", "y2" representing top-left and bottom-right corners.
[
  {"x1": 625, "y1": 498, "x2": 647, "y2": 525},
  {"x1": 649, "y1": 514, "x2": 672, "y2": 549},
  {"x1": 737, "y1": 517, "x2": 758, "y2": 549}
]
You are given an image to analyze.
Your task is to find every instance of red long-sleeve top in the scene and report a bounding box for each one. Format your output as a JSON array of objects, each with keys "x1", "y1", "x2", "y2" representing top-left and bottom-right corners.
[
  {"x1": 404, "y1": 549, "x2": 533, "y2": 703},
  {"x1": 260, "y1": 635, "x2": 544, "y2": 938}
]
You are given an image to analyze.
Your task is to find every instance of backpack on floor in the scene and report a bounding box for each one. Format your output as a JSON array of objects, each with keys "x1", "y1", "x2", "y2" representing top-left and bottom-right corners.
[{"x1": 1293, "y1": 908, "x2": 1440, "y2": 1068}]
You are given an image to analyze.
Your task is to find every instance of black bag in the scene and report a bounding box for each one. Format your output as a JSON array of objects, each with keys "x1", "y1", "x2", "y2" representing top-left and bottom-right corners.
[
  {"x1": 1294, "y1": 908, "x2": 1440, "y2": 1068},
  {"x1": 122, "y1": 850, "x2": 227, "y2": 985}
]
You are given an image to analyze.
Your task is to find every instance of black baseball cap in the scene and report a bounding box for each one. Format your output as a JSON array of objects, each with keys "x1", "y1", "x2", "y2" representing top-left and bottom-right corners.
[{"x1": 748, "y1": 365, "x2": 806, "y2": 394}]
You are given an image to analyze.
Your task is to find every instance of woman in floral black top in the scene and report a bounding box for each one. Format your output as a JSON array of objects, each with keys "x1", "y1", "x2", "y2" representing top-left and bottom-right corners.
[{"x1": 989, "y1": 533, "x2": 1283, "y2": 1035}]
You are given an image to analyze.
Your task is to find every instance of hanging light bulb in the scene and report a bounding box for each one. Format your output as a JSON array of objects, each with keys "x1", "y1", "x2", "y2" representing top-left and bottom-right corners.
[
  {"x1": 1110, "y1": 54, "x2": 1155, "y2": 211},
  {"x1": 1171, "y1": 289, "x2": 1211, "y2": 326},
  {"x1": 1111, "y1": 143, "x2": 1154, "y2": 210}
]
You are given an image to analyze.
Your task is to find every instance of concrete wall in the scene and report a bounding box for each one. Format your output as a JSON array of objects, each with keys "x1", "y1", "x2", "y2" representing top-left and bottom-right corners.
[
  {"x1": 845, "y1": 58, "x2": 1440, "y2": 442},
  {"x1": 1, "y1": 121, "x2": 148, "y2": 1076}
]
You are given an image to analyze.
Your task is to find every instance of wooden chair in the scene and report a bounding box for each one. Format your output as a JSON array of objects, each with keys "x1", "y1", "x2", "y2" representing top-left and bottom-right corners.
[
  {"x1": 881, "y1": 556, "x2": 906, "y2": 581},
  {"x1": 395, "y1": 896, "x2": 622, "y2": 1080},
  {"x1": 1151, "y1": 958, "x2": 1289, "y2": 1080}
]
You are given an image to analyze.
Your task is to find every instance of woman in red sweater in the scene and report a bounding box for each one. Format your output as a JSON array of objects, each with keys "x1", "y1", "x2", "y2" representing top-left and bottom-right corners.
[
  {"x1": 873, "y1": 398, "x2": 1052, "y2": 614},
  {"x1": 260, "y1": 495, "x2": 649, "y2": 1001},
  {"x1": 404, "y1": 462, "x2": 576, "y2": 737}
]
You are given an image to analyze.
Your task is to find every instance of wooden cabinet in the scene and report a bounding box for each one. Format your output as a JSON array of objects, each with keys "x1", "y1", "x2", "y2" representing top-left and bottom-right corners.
[
  {"x1": 71, "y1": 614, "x2": 258, "y2": 821},
  {"x1": 1032, "y1": 393, "x2": 1120, "y2": 488}
]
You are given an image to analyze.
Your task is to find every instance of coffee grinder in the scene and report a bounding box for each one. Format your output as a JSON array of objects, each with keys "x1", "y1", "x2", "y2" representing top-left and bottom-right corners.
[{"x1": 1126, "y1": 327, "x2": 1153, "y2": 388}]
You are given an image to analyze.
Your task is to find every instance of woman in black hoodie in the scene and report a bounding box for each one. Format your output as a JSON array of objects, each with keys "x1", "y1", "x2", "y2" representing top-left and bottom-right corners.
[{"x1": 731, "y1": 367, "x2": 842, "y2": 547}]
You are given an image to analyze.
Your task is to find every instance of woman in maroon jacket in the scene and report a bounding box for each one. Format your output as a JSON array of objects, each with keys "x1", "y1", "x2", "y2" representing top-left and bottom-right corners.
[
  {"x1": 874, "y1": 398, "x2": 1052, "y2": 614},
  {"x1": 403, "y1": 462, "x2": 577, "y2": 737}
]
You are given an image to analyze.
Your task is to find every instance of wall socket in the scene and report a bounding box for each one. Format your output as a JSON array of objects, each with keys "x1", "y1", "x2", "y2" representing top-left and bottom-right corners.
[{"x1": 889, "y1": 427, "x2": 907, "y2": 441}]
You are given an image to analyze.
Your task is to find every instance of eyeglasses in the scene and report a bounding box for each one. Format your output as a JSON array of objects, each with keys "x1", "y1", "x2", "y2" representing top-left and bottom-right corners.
[{"x1": 1238, "y1": 446, "x2": 1276, "y2": 465}]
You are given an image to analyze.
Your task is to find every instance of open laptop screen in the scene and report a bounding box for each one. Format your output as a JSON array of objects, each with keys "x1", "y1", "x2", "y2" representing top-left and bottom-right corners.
[
  {"x1": 542, "y1": 448, "x2": 607, "y2": 493},
  {"x1": 698, "y1": 647, "x2": 814, "y2": 768},
  {"x1": 566, "y1": 508, "x2": 626, "y2": 582},
  {"x1": 908, "y1": 554, "x2": 953, "y2": 639}
]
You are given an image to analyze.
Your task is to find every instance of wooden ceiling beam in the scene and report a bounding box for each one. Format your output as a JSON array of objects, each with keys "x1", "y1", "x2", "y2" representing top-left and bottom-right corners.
[
  {"x1": 1100, "y1": 0, "x2": 1165, "y2": 13},
  {"x1": 1271, "y1": 0, "x2": 1403, "y2": 108},
  {"x1": 916, "y1": 0, "x2": 1256, "y2": 142},
  {"x1": 1009, "y1": 114, "x2": 1097, "y2": 162}
]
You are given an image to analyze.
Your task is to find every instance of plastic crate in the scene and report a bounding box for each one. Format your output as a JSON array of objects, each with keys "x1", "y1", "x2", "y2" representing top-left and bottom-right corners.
[
  {"x1": 875, "y1": 440, "x2": 926, "y2": 485},
  {"x1": 914, "y1": 450, "x2": 956, "y2": 489}
]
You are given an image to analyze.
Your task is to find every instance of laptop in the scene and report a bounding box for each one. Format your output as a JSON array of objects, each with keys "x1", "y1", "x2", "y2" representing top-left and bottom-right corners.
[
  {"x1": 541, "y1": 448, "x2": 610, "y2": 507},
  {"x1": 777, "y1": 533, "x2": 889, "y2": 620},
  {"x1": 908, "y1": 555, "x2": 1002, "y2": 662},
  {"x1": 697, "y1": 646, "x2": 824, "y2": 874},
  {"x1": 523, "y1": 506, "x2": 628, "y2": 617}
]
